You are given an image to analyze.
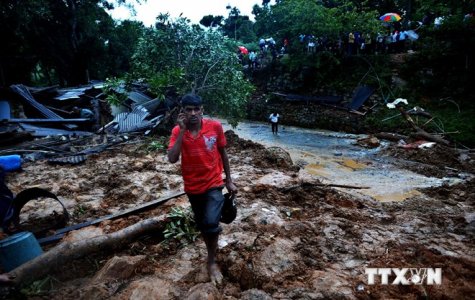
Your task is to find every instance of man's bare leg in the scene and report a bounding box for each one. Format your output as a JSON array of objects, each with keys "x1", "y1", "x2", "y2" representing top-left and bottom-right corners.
[{"x1": 203, "y1": 232, "x2": 223, "y2": 285}]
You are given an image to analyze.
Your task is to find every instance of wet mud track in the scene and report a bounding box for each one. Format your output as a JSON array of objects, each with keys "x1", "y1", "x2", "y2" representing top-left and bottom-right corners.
[
  {"x1": 2, "y1": 127, "x2": 474, "y2": 299},
  {"x1": 221, "y1": 119, "x2": 472, "y2": 202}
]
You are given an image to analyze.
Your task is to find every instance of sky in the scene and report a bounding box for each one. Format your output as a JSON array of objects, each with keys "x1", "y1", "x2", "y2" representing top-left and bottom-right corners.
[{"x1": 109, "y1": 0, "x2": 267, "y2": 26}]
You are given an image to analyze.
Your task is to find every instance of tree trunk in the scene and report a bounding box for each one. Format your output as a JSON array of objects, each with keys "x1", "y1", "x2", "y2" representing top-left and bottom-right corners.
[{"x1": 8, "y1": 215, "x2": 167, "y2": 287}]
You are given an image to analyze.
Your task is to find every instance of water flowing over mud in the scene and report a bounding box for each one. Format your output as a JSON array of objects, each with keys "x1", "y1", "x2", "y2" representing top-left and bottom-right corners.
[{"x1": 220, "y1": 119, "x2": 472, "y2": 202}]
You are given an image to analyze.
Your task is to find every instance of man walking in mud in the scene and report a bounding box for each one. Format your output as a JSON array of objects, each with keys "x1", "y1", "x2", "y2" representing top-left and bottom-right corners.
[{"x1": 167, "y1": 93, "x2": 237, "y2": 285}]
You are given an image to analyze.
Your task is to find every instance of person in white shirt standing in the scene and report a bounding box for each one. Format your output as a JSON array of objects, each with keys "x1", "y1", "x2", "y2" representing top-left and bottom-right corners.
[{"x1": 269, "y1": 112, "x2": 280, "y2": 134}]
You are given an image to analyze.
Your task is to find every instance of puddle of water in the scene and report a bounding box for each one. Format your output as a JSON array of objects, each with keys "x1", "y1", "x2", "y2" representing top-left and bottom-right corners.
[
  {"x1": 305, "y1": 163, "x2": 330, "y2": 177},
  {"x1": 372, "y1": 190, "x2": 422, "y2": 202},
  {"x1": 338, "y1": 159, "x2": 367, "y2": 170}
]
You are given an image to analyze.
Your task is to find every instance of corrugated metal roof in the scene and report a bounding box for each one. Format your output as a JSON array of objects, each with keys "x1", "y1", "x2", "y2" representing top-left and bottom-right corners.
[
  {"x1": 114, "y1": 105, "x2": 151, "y2": 133},
  {"x1": 48, "y1": 155, "x2": 87, "y2": 165},
  {"x1": 127, "y1": 91, "x2": 153, "y2": 104},
  {"x1": 19, "y1": 123, "x2": 93, "y2": 137},
  {"x1": 133, "y1": 98, "x2": 161, "y2": 113},
  {"x1": 54, "y1": 90, "x2": 84, "y2": 100},
  {"x1": 10, "y1": 85, "x2": 77, "y2": 130}
]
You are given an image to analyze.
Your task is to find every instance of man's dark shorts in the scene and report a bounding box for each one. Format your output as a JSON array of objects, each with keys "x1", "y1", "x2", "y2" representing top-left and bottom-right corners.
[{"x1": 187, "y1": 188, "x2": 224, "y2": 234}]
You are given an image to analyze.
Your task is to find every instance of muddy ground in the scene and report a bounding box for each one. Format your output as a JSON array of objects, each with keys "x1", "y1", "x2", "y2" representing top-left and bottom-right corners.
[{"x1": 1, "y1": 131, "x2": 474, "y2": 299}]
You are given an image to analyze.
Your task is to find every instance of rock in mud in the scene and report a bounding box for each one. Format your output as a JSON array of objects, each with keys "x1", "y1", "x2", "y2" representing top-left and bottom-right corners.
[
  {"x1": 240, "y1": 288, "x2": 273, "y2": 299},
  {"x1": 92, "y1": 255, "x2": 146, "y2": 282},
  {"x1": 184, "y1": 282, "x2": 220, "y2": 300},
  {"x1": 120, "y1": 277, "x2": 177, "y2": 299}
]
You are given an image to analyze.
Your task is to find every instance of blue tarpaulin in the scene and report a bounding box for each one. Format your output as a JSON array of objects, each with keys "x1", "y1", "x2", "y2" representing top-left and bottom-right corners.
[{"x1": 348, "y1": 85, "x2": 375, "y2": 111}]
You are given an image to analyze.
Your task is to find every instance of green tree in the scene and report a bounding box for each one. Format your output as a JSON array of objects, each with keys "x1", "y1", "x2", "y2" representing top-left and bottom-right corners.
[
  {"x1": 131, "y1": 16, "x2": 254, "y2": 125},
  {"x1": 400, "y1": 11, "x2": 475, "y2": 101},
  {"x1": 221, "y1": 6, "x2": 257, "y2": 43},
  {"x1": 199, "y1": 15, "x2": 224, "y2": 27},
  {"x1": 0, "y1": 0, "x2": 142, "y2": 86},
  {"x1": 0, "y1": 0, "x2": 45, "y2": 85},
  {"x1": 252, "y1": 3, "x2": 273, "y2": 38},
  {"x1": 101, "y1": 20, "x2": 144, "y2": 78},
  {"x1": 223, "y1": 6, "x2": 241, "y2": 40}
]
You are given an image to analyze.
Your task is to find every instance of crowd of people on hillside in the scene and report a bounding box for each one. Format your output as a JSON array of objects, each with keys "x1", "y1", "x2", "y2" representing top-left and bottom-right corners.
[
  {"x1": 346, "y1": 29, "x2": 420, "y2": 55},
  {"x1": 299, "y1": 19, "x2": 422, "y2": 56},
  {"x1": 237, "y1": 36, "x2": 289, "y2": 70},
  {"x1": 236, "y1": 10, "x2": 474, "y2": 70}
]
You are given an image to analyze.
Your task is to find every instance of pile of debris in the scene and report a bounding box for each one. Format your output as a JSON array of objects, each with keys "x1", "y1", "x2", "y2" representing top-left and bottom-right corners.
[{"x1": 0, "y1": 82, "x2": 178, "y2": 164}]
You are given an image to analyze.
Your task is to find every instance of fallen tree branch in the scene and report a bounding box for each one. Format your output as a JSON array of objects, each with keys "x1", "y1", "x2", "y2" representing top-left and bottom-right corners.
[
  {"x1": 408, "y1": 110, "x2": 432, "y2": 119},
  {"x1": 411, "y1": 129, "x2": 450, "y2": 146},
  {"x1": 281, "y1": 182, "x2": 369, "y2": 192},
  {"x1": 397, "y1": 106, "x2": 450, "y2": 145},
  {"x1": 8, "y1": 215, "x2": 167, "y2": 287},
  {"x1": 422, "y1": 117, "x2": 435, "y2": 128}
]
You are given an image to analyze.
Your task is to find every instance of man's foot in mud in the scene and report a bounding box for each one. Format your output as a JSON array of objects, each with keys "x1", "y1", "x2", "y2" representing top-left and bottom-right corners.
[{"x1": 207, "y1": 263, "x2": 223, "y2": 286}]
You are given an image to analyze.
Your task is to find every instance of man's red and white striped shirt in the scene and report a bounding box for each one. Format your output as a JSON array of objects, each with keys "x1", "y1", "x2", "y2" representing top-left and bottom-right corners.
[{"x1": 168, "y1": 119, "x2": 226, "y2": 194}]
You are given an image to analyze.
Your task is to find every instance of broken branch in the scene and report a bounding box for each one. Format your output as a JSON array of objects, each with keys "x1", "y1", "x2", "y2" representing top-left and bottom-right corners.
[{"x1": 396, "y1": 105, "x2": 450, "y2": 145}]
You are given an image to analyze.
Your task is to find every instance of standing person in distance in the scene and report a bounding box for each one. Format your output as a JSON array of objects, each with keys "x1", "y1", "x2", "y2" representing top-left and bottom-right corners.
[
  {"x1": 167, "y1": 94, "x2": 237, "y2": 285},
  {"x1": 269, "y1": 112, "x2": 280, "y2": 134}
]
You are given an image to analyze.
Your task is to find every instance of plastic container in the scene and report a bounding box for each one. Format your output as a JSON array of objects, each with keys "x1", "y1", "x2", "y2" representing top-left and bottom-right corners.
[
  {"x1": 0, "y1": 231, "x2": 43, "y2": 272},
  {"x1": 0, "y1": 100, "x2": 10, "y2": 120},
  {"x1": 0, "y1": 155, "x2": 21, "y2": 172}
]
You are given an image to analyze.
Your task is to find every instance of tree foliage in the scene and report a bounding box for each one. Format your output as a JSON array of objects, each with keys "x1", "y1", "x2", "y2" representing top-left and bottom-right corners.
[
  {"x1": 199, "y1": 15, "x2": 224, "y2": 27},
  {"x1": 0, "y1": 0, "x2": 143, "y2": 86},
  {"x1": 131, "y1": 16, "x2": 254, "y2": 126},
  {"x1": 1, "y1": 0, "x2": 474, "y2": 135},
  {"x1": 400, "y1": 9, "x2": 475, "y2": 103},
  {"x1": 253, "y1": 0, "x2": 381, "y2": 42}
]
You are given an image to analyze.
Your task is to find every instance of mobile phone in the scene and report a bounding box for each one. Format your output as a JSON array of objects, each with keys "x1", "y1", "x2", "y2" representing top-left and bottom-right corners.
[{"x1": 179, "y1": 107, "x2": 188, "y2": 122}]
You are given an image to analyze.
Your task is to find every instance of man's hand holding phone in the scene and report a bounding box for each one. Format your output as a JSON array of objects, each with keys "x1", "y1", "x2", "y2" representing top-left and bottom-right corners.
[{"x1": 177, "y1": 108, "x2": 188, "y2": 131}]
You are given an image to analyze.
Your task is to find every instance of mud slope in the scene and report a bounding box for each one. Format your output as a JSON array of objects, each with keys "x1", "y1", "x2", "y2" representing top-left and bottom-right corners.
[{"x1": 2, "y1": 131, "x2": 474, "y2": 299}]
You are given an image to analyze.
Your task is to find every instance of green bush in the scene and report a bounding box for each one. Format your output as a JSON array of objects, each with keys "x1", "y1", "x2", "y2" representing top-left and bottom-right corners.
[{"x1": 162, "y1": 207, "x2": 199, "y2": 248}]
